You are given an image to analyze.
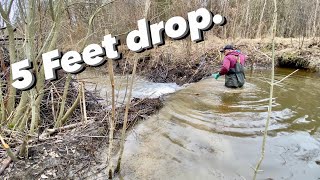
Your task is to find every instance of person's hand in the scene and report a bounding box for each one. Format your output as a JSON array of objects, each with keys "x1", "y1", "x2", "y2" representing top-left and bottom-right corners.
[{"x1": 212, "y1": 73, "x2": 220, "y2": 80}]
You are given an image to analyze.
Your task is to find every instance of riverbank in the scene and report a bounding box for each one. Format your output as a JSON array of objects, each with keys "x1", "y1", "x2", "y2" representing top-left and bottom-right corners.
[{"x1": 113, "y1": 37, "x2": 320, "y2": 84}]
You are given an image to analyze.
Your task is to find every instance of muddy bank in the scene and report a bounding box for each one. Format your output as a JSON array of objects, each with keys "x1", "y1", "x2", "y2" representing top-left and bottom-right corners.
[{"x1": 1, "y1": 97, "x2": 163, "y2": 179}]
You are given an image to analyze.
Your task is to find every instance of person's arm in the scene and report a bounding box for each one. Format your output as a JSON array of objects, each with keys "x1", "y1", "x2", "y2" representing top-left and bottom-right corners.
[
  {"x1": 219, "y1": 57, "x2": 230, "y2": 75},
  {"x1": 212, "y1": 56, "x2": 230, "y2": 80}
]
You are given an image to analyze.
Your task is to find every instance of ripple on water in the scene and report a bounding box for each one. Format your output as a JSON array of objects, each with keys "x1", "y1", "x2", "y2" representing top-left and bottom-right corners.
[{"x1": 163, "y1": 75, "x2": 318, "y2": 137}]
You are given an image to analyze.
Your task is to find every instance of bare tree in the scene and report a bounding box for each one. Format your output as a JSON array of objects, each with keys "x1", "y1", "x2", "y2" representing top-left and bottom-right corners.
[
  {"x1": 244, "y1": 0, "x2": 251, "y2": 38},
  {"x1": 256, "y1": 0, "x2": 267, "y2": 38},
  {"x1": 313, "y1": 0, "x2": 319, "y2": 38},
  {"x1": 0, "y1": 0, "x2": 17, "y2": 118}
]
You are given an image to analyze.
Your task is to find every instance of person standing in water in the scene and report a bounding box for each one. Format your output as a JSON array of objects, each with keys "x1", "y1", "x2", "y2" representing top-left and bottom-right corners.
[{"x1": 212, "y1": 45, "x2": 246, "y2": 88}]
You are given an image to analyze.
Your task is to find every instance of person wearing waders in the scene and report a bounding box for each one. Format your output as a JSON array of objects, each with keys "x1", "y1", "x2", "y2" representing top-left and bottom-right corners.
[{"x1": 212, "y1": 45, "x2": 246, "y2": 88}]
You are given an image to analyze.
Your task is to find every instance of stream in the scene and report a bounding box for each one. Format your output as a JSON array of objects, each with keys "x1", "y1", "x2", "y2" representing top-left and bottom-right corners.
[{"x1": 80, "y1": 68, "x2": 320, "y2": 179}]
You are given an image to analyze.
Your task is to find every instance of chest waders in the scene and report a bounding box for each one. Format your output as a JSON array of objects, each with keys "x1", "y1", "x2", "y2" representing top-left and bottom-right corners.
[{"x1": 225, "y1": 55, "x2": 245, "y2": 88}]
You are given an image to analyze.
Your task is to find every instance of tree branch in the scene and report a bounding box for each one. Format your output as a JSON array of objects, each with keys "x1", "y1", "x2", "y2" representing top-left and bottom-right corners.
[
  {"x1": 274, "y1": 69, "x2": 299, "y2": 85},
  {"x1": 6, "y1": 0, "x2": 15, "y2": 16}
]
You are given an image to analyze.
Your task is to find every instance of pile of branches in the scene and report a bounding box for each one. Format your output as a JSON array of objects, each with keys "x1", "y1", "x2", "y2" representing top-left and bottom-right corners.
[
  {"x1": 0, "y1": 71, "x2": 108, "y2": 176},
  {"x1": 1, "y1": 97, "x2": 163, "y2": 179},
  {"x1": 114, "y1": 51, "x2": 219, "y2": 85},
  {"x1": 1, "y1": 44, "x2": 166, "y2": 178},
  {"x1": 115, "y1": 97, "x2": 163, "y2": 129},
  {"x1": 39, "y1": 74, "x2": 105, "y2": 131}
]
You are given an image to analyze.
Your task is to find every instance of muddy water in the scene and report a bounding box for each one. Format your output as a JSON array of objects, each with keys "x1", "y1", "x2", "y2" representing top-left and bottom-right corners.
[{"x1": 117, "y1": 68, "x2": 320, "y2": 180}]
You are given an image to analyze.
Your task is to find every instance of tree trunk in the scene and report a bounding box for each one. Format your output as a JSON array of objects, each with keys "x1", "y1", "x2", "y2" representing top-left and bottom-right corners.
[
  {"x1": 144, "y1": 0, "x2": 151, "y2": 19},
  {"x1": 244, "y1": 0, "x2": 251, "y2": 38},
  {"x1": 313, "y1": 0, "x2": 319, "y2": 38},
  {"x1": 0, "y1": 3, "x2": 17, "y2": 117},
  {"x1": 26, "y1": 0, "x2": 38, "y2": 134},
  {"x1": 256, "y1": 0, "x2": 267, "y2": 38},
  {"x1": 55, "y1": 74, "x2": 72, "y2": 127},
  {"x1": 57, "y1": 88, "x2": 81, "y2": 127},
  {"x1": 5, "y1": 24, "x2": 17, "y2": 116},
  {"x1": 17, "y1": 106, "x2": 31, "y2": 131},
  {"x1": 30, "y1": 89, "x2": 38, "y2": 134},
  {"x1": 10, "y1": 92, "x2": 29, "y2": 126}
]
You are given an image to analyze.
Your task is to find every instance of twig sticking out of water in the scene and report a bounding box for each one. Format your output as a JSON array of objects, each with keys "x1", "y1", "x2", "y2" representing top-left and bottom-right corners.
[
  {"x1": 115, "y1": 57, "x2": 138, "y2": 174},
  {"x1": 107, "y1": 59, "x2": 116, "y2": 179},
  {"x1": 253, "y1": 0, "x2": 277, "y2": 179},
  {"x1": 250, "y1": 0, "x2": 300, "y2": 179}
]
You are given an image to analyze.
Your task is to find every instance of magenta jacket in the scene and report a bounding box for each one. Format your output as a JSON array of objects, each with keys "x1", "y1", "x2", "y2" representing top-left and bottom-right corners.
[{"x1": 219, "y1": 51, "x2": 246, "y2": 75}]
